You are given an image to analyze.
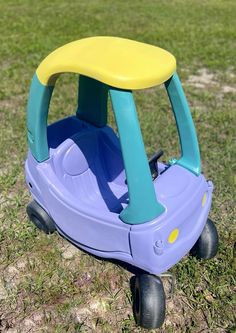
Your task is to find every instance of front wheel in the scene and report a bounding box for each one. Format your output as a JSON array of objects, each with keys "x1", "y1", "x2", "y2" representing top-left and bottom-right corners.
[
  {"x1": 190, "y1": 218, "x2": 218, "y2": 259},
  {"x1": 132, "y1": 274, "x2": 166, "y2": 329}
]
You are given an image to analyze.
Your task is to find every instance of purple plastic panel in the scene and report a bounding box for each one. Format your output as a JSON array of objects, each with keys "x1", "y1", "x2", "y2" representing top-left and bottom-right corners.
[
  {"x1": 25, "y1": 116, "x2": 213, "y2": 274},
  {"x1": 130, "y1": 172, "x2": 213, "y2": 273}
]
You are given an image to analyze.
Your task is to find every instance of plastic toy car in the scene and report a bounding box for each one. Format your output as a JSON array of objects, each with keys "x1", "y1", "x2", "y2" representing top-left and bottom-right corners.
[{"x1": 25, "y1": 37, "x2": 218, "y2": 329}]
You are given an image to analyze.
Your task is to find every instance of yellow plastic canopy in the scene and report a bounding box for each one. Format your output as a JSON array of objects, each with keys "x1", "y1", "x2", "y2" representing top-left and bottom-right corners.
[{"x1": 36, "y1": 36, "x2": 176, "y2": 90}]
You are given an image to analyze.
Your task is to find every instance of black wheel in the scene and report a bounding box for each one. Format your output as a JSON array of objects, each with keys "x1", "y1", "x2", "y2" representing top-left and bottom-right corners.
[
  {"x1": 190, "y1": 218, "x2": 218, "y2": 259},
  {"x1": 132, "y1": 274, "x2": 166, "y2": 329},
  {"x1": 26, "y1": 200, "x2": 56, "y2": 234}
]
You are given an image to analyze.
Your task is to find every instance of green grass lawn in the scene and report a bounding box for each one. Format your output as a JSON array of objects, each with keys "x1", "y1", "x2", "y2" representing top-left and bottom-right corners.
[{"x1": 0, "y1": 0, "x2": 235, "y2": 332}]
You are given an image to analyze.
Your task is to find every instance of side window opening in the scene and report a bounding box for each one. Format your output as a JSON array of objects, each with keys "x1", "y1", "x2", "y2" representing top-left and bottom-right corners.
[
  {"x1": 133, "y1": 85, "x2": 180, "y2": 163},
  {"x1": 48, "y1": 73, "x2": 78, "y2": 125}
]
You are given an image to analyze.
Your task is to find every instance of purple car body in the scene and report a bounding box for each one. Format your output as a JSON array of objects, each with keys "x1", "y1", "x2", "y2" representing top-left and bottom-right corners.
[{"x1": 25, "y1": 116, "x2": 213, "y2": 274}]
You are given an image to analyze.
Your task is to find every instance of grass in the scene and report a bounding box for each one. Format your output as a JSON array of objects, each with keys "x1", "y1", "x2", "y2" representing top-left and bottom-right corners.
[{"x1": 0, "y1": 0, "x2": 235, "y2": 332}]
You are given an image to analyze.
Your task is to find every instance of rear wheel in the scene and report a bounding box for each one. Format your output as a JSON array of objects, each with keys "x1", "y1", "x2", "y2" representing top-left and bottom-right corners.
[
  {"x1": 26, "y1": 200, "x2": 56, "y2": 234},
  {"x1": 132, "y1": 274, "x2": 166, "y2": 329},
  {"x1": 190, "y1": 218, "x2": 218, "y2": 259}
]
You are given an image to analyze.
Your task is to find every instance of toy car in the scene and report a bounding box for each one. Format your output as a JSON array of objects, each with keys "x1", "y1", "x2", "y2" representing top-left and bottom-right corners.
[{"x1": 25, "y1": 37, "x2": 218, "y2": 329}]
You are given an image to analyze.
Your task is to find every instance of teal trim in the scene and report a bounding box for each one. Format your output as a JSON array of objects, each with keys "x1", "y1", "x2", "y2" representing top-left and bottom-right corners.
[
  {"x1": 165, "y1": 73, "x2": 201, "y2": 176},
  {"x1": 109, "y1": 88, "x2": 165, "y2": 225},
  {"x1": 77, "y1": 75, "x2": 108, "y2": 127},
  {"x1": 27, "y1": 73, "x2": 54, "y2": 162}
]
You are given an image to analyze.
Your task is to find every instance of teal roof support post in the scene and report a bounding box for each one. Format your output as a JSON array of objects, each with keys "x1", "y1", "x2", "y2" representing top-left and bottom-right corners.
[
  {"x1": 165, "y1": 73, "x2": 201, "y2": 176},
  {"x1": 27, "y1": 74, "x2": 54, "y2": 162},
  {"x1": 109, "y1": 88, "x2": 165, "y2": 225},
  {"x1": 77, "y1": 75, "x2": 108, "y2": 127}
]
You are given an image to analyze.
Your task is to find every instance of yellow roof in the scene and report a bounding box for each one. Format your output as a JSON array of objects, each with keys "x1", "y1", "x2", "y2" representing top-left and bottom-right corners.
[{"x1": 36, "y1": 36, "x2": 176, "y2": 90}]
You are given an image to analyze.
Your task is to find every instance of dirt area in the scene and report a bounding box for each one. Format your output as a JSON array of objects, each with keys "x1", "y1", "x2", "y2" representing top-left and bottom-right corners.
[{"x1": 187, "y1": 68, "x2": 236, "y2": 94}]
